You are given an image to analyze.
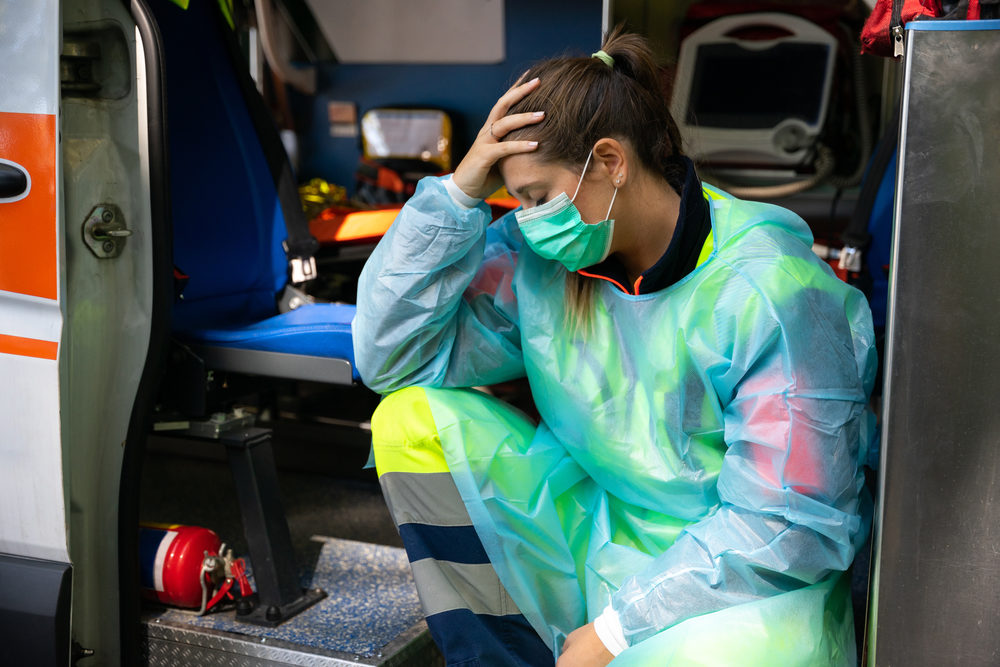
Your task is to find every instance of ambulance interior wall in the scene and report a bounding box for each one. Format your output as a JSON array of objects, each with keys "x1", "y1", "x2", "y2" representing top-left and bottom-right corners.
[{"x1": 293, "y1": 0, "x2": 604, "y2": 194}]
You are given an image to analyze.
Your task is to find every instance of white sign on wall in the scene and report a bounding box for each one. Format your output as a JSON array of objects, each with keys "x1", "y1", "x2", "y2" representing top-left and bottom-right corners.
[{"x1": 305, "y1": 0, "x2": 505, "y2": 64}]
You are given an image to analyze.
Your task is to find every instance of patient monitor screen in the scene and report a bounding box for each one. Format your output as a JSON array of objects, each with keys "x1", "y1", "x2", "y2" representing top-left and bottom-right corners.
[{"x1": 686, "y1": 42, "x2": 831, "y2": 130}]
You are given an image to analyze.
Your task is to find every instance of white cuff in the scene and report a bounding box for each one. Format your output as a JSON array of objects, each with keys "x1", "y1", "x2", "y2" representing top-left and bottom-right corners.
[
  {"x1": 593, "y1": 605, "x2": 628, "y2": 656},
  {"x1": 443, "y1": 175, "x2": 482, "y2": 209}
]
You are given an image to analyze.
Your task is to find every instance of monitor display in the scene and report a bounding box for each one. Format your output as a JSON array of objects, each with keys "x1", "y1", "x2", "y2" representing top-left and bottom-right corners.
[
  {"x1": 687, "y1": 43, "x2": 832, "y2": 130},
  {"x1": 669, "y1": 13, "x2": 838, "y2": 167}
]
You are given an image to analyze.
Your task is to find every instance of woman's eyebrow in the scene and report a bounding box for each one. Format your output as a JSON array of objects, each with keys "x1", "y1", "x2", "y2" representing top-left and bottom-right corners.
[{"x1": 511, "y1": 182, "x2": 539, "y2": 197}]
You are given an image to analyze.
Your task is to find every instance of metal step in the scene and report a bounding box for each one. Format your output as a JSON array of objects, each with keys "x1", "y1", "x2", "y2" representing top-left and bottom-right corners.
[
  {"x1": 140, "y1": 537, "x2": 442, "y2": 666},
  {"x1": 141, "y1": 617, "x2": 435, "y2": 666}
]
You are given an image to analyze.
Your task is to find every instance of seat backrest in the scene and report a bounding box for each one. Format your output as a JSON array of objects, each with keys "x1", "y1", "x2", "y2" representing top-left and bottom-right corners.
[{"x1": 152, "y1": 0, "x2": 303, "y2": 331}]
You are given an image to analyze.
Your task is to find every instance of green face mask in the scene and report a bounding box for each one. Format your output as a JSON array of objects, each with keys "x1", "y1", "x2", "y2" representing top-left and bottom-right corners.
[{"x1": 515, "y1": 150, "x2": 617, "y2": 272}]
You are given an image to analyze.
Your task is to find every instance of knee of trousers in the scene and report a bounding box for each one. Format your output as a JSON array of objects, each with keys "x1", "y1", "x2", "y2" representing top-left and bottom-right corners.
[{"x1": 371, "y1": 386, "x2": 452, "y2": 477}]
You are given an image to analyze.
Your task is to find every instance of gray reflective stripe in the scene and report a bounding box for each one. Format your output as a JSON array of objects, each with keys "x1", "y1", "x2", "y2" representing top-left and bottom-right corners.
[
  {"x1": 410, "y1": 558, "x2": 520, "y2": 618},
  {"x1": 379, "y1": 471, "x2": 472, "y2": 527}
]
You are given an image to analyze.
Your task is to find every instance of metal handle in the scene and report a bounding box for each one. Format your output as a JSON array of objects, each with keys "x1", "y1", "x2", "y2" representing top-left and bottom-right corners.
[{"x1": 0, "y1": 161, "x2": 29, "y2": 202}]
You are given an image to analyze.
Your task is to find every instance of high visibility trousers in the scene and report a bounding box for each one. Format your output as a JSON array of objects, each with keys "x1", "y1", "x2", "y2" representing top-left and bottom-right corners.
[{"x1": 371, "y1": 386, "x2": 554, "y2": 667}]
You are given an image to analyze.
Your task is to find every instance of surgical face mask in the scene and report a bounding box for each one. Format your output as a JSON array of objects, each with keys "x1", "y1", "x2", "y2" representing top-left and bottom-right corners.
[{"x1": 514, "y1": 151, "x2": 618, "y2": 272}]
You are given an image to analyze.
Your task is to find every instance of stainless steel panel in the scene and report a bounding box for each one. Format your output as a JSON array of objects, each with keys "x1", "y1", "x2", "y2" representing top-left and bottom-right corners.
[
  {"x1": 142, "y1": 617, "x2": 440, "y2": 667},
  {"x1": 871, "y1": 23, "x2": 1000, "y2": 666},
  {"x1": 193, "y1": 344, "x2": 355, "y2": 385}
]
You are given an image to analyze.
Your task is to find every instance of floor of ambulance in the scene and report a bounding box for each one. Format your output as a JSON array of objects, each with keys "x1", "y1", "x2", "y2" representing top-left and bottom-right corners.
[{"x1": 139, "y1": 421, "x2": 444, "y2": 666}]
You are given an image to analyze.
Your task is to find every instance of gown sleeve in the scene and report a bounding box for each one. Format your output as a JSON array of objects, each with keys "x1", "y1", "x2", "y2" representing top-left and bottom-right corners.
[{"x1": 353, "y1": 176, "x2": 526, "y2": 394}]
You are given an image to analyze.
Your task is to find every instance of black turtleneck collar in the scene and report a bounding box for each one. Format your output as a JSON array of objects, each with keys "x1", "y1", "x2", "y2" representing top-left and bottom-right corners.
[{"x1": 578, "y1": 157, "x2": 711, "y2": 295}]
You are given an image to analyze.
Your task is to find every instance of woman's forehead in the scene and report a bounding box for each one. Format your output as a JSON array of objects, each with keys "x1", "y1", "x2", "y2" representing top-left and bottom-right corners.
[{"x1": 499, "y1": 153, "x2": 574, "y2": 192}]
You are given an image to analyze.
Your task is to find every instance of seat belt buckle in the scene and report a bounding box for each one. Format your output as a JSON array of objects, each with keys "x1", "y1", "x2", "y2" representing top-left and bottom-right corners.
[
  {"x1": 838, "y1": 246, "x2": 863, "y2": 273},
  {"x1": 283, "y1": 240, "x2": 318, "y2": 284},
  {"x1": 289, "y1": 255, "x2": 317, "y2": 284}
]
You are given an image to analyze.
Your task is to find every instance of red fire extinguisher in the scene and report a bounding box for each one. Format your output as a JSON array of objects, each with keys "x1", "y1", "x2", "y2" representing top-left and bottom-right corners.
[{"x1": 139, "y1": 523, "x2": 253, "y2": 614}]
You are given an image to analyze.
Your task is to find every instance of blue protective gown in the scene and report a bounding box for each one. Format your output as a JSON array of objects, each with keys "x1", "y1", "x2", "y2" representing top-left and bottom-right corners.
[{"x1": 353, "y1": 175, "x2": 876, "y2": 664}]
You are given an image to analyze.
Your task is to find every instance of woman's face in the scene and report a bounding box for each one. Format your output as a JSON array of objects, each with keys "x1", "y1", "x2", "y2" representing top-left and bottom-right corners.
[{"x1": 498, "y1": 152, "x2": 615, "y2": 225}]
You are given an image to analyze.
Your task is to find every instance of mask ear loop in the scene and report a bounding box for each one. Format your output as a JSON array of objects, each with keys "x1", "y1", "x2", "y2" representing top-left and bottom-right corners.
[
  {"x1": 571, "y1": 149, "x2": 619, "y2": 219},
  {"x1": 571, "y1": 150, "x2": 595, "y2": 202},
  {"x1": 605, "y1": 185, "x2": 618, "y2": 220}
]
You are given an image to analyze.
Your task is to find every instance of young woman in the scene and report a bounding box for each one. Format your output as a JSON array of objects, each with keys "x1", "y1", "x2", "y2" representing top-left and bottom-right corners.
[{"x1": 354, "y1": 28, "x2": 875, "y2": 667}]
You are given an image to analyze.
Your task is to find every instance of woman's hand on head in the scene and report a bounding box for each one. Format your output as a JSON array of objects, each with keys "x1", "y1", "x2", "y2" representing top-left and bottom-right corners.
[
  {"x1": 452, "y1": 76, "x2": 544, "y2": 200},
  {"x1": 556, "y1": 623, "x2": 615, "y2": 667}
]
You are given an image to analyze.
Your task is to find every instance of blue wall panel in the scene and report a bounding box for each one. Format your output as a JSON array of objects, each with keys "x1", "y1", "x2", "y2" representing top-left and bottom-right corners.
[{"x1": 296, "y1": 0, "x2": 604, "y2": 191}]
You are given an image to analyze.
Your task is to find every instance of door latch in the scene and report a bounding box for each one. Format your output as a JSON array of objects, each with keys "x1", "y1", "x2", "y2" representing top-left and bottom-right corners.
[{"x1": 82, "y1": 204, "x2": 131, "y2": 258}]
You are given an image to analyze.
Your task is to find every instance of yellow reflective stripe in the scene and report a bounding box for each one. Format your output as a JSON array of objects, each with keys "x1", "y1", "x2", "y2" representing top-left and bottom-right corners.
[
  {"x1": 696, "y1": 230, "x2": 715, "y2": 269},
  {"x1": 371, "y1": 387, "x2": 450, "y2": 477},
  {"x1": 218, "y1": 0, "x2": 235, "y2": 29},
  {"x1": 696, "y1": 186, "x2": 725, "y2": 268}
]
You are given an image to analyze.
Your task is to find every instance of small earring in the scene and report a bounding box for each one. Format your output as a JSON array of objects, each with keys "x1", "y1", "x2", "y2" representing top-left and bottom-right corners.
[{"x1": 616, "y1": 176, "x2": 622, "y2": 185}]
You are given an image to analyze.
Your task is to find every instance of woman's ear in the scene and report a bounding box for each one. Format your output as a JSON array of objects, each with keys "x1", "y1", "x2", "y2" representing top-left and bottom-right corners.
[{"x1": 592, "y1": 138, "x2": 627, "y2": 187}]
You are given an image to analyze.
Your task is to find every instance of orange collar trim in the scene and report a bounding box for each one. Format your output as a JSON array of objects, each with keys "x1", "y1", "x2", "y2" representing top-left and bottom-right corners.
[{"x1": 577, "y1": 269, "x2": 638, "y2": 295}]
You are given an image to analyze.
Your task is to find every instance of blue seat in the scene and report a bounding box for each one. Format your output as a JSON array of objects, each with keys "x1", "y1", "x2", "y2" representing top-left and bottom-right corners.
[
  {"x1": 153, "y1": 0, "x2": 357, "y2": 383},
  {"x1": 176, "y1": 304, "x2": 358, "y2": 384}
]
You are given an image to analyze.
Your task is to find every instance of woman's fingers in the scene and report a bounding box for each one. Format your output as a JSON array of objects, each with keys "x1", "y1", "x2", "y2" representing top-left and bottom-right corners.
[
  {"x1": 487, "y1": 111, "x2": 545, "y2": 142},
  {"x1": 488, "y1": 76, "x2": 541, "y2": 123},
  {"x1": 452, "y1": 76, "x2": 542, "y2": 199},
  {"x1": 451, "y1": 140, "x2": 538, "y2": 200},
  {"x1": 487, "y1": 139, "x2": 539, "y2": 158}
]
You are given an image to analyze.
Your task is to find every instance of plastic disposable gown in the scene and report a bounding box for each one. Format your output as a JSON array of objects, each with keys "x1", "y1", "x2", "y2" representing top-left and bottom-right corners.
[{"x1": 354, "y1": 176, "x2": 876, "y2": 664}]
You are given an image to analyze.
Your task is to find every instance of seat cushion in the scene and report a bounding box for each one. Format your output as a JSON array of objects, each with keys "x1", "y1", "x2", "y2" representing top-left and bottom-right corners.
[{"x1": 177, "y1": 303, "x2": 358, "y2": 379}]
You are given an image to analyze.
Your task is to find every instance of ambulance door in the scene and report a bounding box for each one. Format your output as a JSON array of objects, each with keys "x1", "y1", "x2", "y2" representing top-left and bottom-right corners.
[
  {"x1": 0, "y1": 0, "x2": 72, "y2": 664},
  {"x1": 62, "y1": 0, "x2": 163, "y2": 663},
  {"x1": 2, "y1": 0, "x2": 160, "y2": 663}
]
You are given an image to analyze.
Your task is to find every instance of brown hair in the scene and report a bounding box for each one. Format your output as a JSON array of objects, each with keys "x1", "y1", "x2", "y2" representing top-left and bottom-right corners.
[
  {"x1": 503, "y1": 26, "x2": 686, "y2": 334},
  {"x1": 505, "y1": 26, "x2": 684, "y2": 183}
]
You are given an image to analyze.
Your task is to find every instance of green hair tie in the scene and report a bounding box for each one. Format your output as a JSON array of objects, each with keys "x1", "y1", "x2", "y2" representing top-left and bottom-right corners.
[{"x1": 591, "y1": 50, "x2": 614, "y2": 68}]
